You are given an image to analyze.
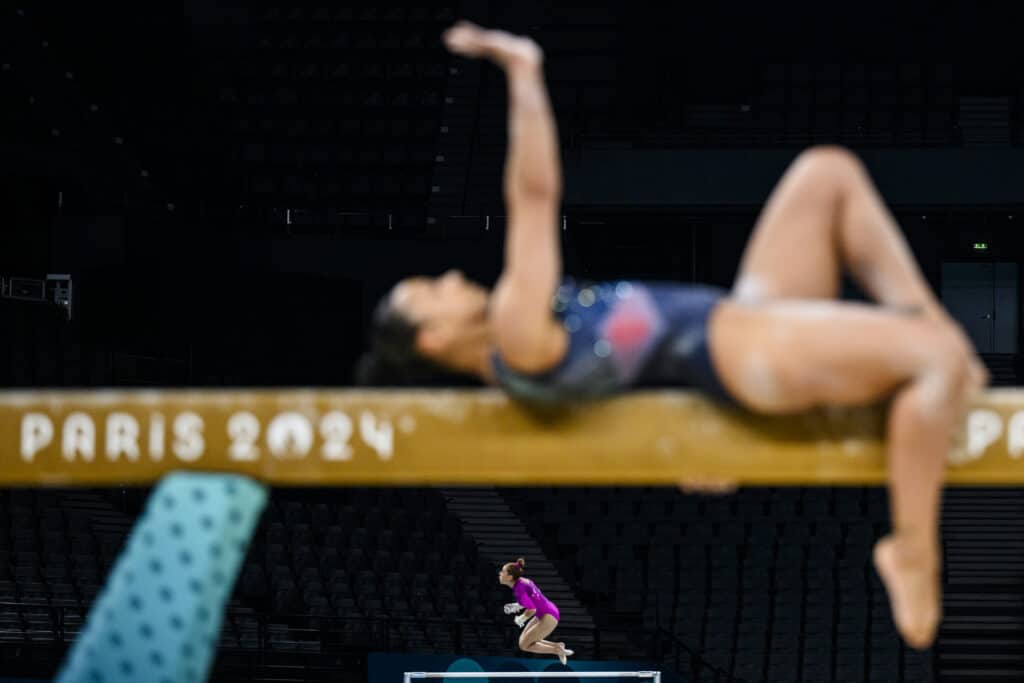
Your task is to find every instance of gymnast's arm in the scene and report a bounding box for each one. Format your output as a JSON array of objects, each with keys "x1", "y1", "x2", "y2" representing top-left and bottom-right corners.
[
  {"x1": 489, "y1": 43, "x2": 568, "y2": 373},
  {"x1": 512, "y1": 582, "x2": 539, "y2": 625}
]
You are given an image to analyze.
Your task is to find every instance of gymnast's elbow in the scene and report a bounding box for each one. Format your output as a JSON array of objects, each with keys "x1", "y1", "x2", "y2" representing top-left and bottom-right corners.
[{"x1": 504, "y1": 174, "x2": 562, "y2": 205}]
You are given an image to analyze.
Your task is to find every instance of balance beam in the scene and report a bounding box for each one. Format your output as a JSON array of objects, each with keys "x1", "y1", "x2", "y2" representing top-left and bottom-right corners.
[{"x1": 4, "y1": 388, "x2": 1023, "y2": 486}]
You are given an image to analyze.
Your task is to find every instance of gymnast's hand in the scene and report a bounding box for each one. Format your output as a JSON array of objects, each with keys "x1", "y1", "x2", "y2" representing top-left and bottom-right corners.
[
  {"x1": 443, "y1": 21, "x2": 543, "y2": 71},
  {"x1": 503, "y1": 602, "x2": 524, "y2": 615},
  {"x1": 678, "y1": 477, "x2": 738, "y2": 495}
]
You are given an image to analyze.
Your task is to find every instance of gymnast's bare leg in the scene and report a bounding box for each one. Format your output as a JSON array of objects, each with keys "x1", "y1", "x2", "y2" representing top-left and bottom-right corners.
[
  {"x1": 518, "y1": 614, "x2": 566, "y2": 659},
  {"x1": 710, "y1": 147, "x2": 985, "y2": 649}
]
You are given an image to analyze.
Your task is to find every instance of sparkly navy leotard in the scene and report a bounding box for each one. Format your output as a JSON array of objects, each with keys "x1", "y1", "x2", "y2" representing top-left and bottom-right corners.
[{"x1": 491, "y1": 280, "x2": 732, "y2": 404}]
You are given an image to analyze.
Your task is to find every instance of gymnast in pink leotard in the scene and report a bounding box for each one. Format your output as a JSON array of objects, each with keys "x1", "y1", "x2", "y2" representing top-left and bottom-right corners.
[{"x1": 499, "y1": 557, "x2": 573, "y2": 665}]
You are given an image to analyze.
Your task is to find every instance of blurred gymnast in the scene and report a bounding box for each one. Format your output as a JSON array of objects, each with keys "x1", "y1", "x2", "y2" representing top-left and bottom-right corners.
[{"x1": 358, "y1": 21, "x2": 987, "y2": 649}]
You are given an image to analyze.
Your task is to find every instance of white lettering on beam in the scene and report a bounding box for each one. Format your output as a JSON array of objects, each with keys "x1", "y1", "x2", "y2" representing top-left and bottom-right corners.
[
  {"x1": 106, "y1": 413, "x2": 141, "y2": 461},
  {"x1": 227, "y1": 412, "x2": 260, "y2": 461},
  {"x1": 17, "y1": 406, "x2": 1024, "y2": 469},
  {"x1": 20, "y1": 413, "x2": 53, "y2": 462},
  {"x1": 62, "y1": 412, "x2": 96, "y2": 462},
  {"x1": 150, "y1": 413, "x2": 165, "y2": 461},
  {"x1": 360, "y1": 411, "x2": 393, "y2": 460},
  {"x1": 173, "y1": 412, "x2": 204, "y2": 462},
  {"x1": 267, "y1": 412, "x2": 313, "y2": 459},
  {"x1": 17, "y1": 408, "x2": 402, "y2": 464},
  {"x1": 320, "y1": 411, "x2": 353, "y2": 461},
  {"x1": 966, "y1": 410, "x2": 1002, "y2": 461},
  {"x1": 1009, "y1": 411, "x2": 1024, "y2": 459}
]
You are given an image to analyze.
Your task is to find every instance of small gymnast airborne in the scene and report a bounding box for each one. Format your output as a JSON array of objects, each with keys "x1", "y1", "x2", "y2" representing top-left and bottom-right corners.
[
  {"x1": 359, "y1": 22, "x2": 987, "y2": 649},
  {"x1": 500, "y1": 558, "x2": 572, "y2": 664}
]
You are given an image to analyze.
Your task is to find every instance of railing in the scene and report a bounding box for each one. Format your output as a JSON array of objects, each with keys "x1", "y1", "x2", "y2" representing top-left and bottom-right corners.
[{"x1": 404, "y1": 672, "x2": 662, "y2": 683}]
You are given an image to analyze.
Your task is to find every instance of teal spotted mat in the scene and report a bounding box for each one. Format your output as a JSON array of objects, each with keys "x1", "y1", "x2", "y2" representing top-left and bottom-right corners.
[{"x1": 56, "y1": 473, "x2": 268, "y2": 683}]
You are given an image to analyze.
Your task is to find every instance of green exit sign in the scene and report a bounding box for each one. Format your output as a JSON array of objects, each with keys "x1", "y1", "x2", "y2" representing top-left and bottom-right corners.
[{"x1": 974, "y1": 242, "x2": 989, "y2": 251}]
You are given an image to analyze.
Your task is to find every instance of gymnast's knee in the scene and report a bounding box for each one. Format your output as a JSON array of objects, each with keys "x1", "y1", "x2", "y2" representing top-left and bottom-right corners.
[
  {"x1": 794, "y1": 144, "x2": 866, "y2": 184},
  {"x1": 908, "y1": 324, "x2": 973, "y2": 411}
]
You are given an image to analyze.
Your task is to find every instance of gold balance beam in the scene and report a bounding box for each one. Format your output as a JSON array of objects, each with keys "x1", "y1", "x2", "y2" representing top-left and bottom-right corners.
[{"x1": 3, "y1": 389, "x2": 1023, "y2": 486}]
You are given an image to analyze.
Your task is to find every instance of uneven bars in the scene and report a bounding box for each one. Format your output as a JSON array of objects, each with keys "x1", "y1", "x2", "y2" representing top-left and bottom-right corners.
[{"x1": 403, "y1": 673, "x2": 662, "y2": 683}]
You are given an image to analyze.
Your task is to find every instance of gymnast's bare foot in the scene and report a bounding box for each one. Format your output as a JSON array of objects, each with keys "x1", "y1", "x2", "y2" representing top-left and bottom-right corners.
[
  {"x1": 873, "y1": 533, "x2": 942, "y2": 649},
  {"x1": 443, "y1": 21, "x2": 543, "y2": 73}
]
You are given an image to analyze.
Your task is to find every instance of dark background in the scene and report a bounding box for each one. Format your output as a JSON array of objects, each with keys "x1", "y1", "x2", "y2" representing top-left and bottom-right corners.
[
  {"x1": 3, "y1": 2, "x2": 1024, "y2": 682},
  {"x1": 4, "y1": 1, "x2": 1024, "y2": 387}
]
